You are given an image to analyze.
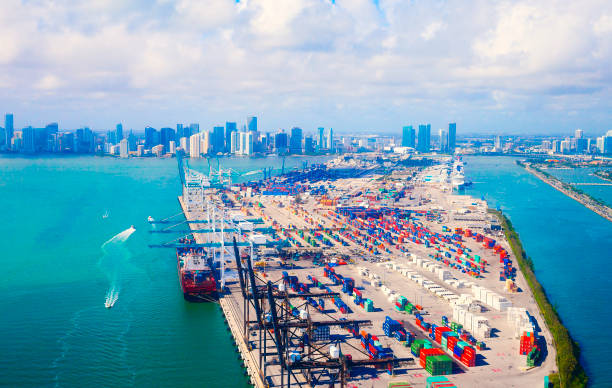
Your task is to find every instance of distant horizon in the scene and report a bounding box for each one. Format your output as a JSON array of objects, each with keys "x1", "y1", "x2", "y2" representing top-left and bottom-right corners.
[{"x1": 2, "y1": 113, "x2": 607, "y2": 139}]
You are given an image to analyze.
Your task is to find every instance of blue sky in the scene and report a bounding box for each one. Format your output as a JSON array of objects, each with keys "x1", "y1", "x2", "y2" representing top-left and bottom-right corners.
[{"x1": 0, "y1": 0, "x2": 611, "y2": 135}]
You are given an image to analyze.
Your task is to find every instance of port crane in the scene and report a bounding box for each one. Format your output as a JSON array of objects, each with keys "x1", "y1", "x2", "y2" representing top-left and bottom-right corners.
[{"x1": 232, "y1": 239, "x2": 414, "y2": 387}]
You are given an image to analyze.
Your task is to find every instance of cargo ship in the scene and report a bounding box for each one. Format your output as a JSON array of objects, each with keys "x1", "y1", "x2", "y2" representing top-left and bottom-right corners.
[{"x1": 177, "y1": 239, "x2": 218, "y2": 301}]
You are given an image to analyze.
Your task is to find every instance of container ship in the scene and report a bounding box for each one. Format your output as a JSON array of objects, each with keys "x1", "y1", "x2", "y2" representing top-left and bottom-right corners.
[{"x1": 177, "y1": 239, "x2": 218, "y2": 301}]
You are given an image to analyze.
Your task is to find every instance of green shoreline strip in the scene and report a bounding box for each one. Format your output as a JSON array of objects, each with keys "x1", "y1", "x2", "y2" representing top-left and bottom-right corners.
[{"x1": 489, "y1": 209, "x2": 588, "y2": 388}]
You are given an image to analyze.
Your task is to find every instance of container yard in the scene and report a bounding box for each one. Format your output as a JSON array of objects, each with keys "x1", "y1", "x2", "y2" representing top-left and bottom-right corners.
[{"x1": 158, "y1": 153, "x2": 556, "y2": 388}]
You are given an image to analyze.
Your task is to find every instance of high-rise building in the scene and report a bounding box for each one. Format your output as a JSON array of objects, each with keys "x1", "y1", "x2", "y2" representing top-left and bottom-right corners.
[
  {"x1": 22, "y1": 126, "x2": 35, "y2": 153},
  {"x1": 494, "y1": 135, "x2": 503, "y2": 151},
  {"x1": 447, "y1": 123, "x2": 456, "y2": 153},
  {"x1": 552, "y1": 140, "x2": 561, "y2": 153},
  {"x1": 575, "y1": 129, "x2": 584, "y2": 139},
  {"x1": 189, "y1": 133, "x2": 201, "y2": 158},
  {"x1": 325, "y1": 128, "x2": 334, "y2": 151},
  {"x1": 230, "y1": 131, "x2": 238, "y2": 154},
  {"x1": 212, "y1": 126, "x2": 225, "y2": 153},
  {"x1": 116, "y1": 123, "x2": 123, "y2": 143},
  {"x1": 305, "y1": 136, "x2": 314, "y2": 153},
  {"x1": 225, "y1": 122, "x2": 237, "y2": 151},
  {"x1": 119, "y1": 138, "x2": 129, "y2": 158},
  {"x1": 5, "y1": 113, "x2": 14, "y2": 150},
  {"x1": 176, "y1": 124, "x2": 185, "y2": 139},
  {"x1": 161, "y1": 127, "x2": 175, "y2": 150},
  {"x1": 180, "y1": 136, "x2": 189, "y2": 153},
  {"x1": 275, "y1": 131, "x2": 288, "y2": 153},
  {"x1": 290, "y1": 127, "x2": 303, "y2": 154},
  {"x1": 560, "y1": 139, "x2": 571, "y2": 153},
  {"x1": 169, "y1": 140, "x2": 176, "y2": 155},
  {"x1": 576, "y1": 138, "x2": 588, "y2": 153},
  {"x1": 402, "y1": 126, "x2": 415, "y2": 148},
  {"x1": 439, "y1": 129, "x2": 448, "y2": 152},
  {"x1": 317, "y1": 127, "x2": 325, "y2": 150},
  {"x1": 247, "y1": 116, "x2": 257, "y2": 132},
  {"x1": 145, "y1": 127, "x2": 159, "y2": 149},
  {"x1": 417, "y1": 124, "x2": 431, "y2": 152},
  {"x1": 201, "y1": 131, "x2": 211, "y2": 154},
  {"x1": 189, "y1": 123, "x2": 199, "y2": 135},
  {"x1": 128, "y1": 130, "x2": 136, "y2": 151}
]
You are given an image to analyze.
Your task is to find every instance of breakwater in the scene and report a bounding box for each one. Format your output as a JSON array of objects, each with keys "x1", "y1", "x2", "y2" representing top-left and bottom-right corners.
[{"x1": 518, "y1": 161, "x2": 612, "y2": 223}]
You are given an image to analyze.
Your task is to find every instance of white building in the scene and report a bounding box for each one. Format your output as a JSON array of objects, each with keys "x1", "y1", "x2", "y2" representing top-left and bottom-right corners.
[
  {"x1": 180, "y1": 136, "x2": 189, "y2": 153},
  {"x1": 152, "y1": 144, "x2": 164, "y2": 157},
  {"x1": 189, "y1": 133, "x2": 202, "y2": 158},
  {"x1": 137, "y1": 144, "x2": 144, "y2": 157},
  {"x1": 238, "y1": 131, "x2": 253, "y2": 155},
  {"x1": 200, "y1": 131, "x2": 210, "y2": 155},
  {"x1": 230, "y1": 131, "x2": 238, "y2": 154},
  {"x1": 169, "y1": 140, "x2": 176, "y2": 155},
  {"x1": 560, "y1": 139, "x2": 571, "y2": 153},
  {"x1": 119, "y1": 138, "x2": 129, "y2": 158}
]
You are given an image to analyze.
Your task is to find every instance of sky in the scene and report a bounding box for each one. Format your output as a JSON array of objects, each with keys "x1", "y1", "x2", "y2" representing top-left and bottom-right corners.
[{"x1": 0, "y1": 0, "x2": 611, "y2": 135}]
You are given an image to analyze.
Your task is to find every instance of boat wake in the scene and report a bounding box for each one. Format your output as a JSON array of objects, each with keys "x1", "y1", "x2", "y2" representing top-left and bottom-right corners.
[
  {"x1": 100, "y1": 226, "x2": 136, "y2": 309},
  {"x1": 105, "y1": 287, "x2": 120, "y2": 308}
]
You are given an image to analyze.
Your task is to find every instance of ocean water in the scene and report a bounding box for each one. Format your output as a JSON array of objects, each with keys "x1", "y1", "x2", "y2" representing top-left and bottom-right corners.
[
  {"x1": 545, "y1": 167, "x2": 612, "y2": 207},
  {"x1": 0, "y1": 154, "x2": 327, "y2": 388},
  {"x1": 462, "y1": 156, "x2": 612, "y2": 387}
]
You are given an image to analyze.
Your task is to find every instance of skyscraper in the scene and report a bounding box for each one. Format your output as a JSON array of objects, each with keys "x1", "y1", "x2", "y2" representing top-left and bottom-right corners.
[
  {"x1": 402, "y1": 126, "x2": 415, "y2": 148},
  {"x1": 575, "y1": 129, "x2": 584, "y2": 139},
  {"x1": 145, "y1": 127, "x2": 159, "y2": 149},
  {"x1": 5, "y1": 113, "x2": 14, "y2": 150},
  {"x1": 225, "y1": 122, "x2": 237, "y2": 151},
  {"x1": 290, "y1": 127, "x2": 303, "y2": 154},
  {"x1": 176, "y1": 124, "x2": 185, "y2": 139},
  {"x1": 447, "y1": 123, "x2": 456, "y2": 153},
  {"x1": 417, "y1": 124, "x2": 431, "y2": 152},
  {"x1": 247, "y1": 116, "x2": 257, "y2": 132},
  {"x1": 305, "y1": 136, "x2": 314, "y2": 153},
  {"x1": 116, "y1": 123, "x2": 123, "y2": 143},
  {"x1": 318, "y1": 127, "x2": 325, "y2": 150},
  {"x1": 325, "y1": 128, "x2": 334, "y2": 151},
  {"x1": 275, "y1": 131, "x2": 288, "y2": 153},
  {"x1": 213, "y1": 126, "x2": 225, "y2": 153},
  {"x1": 189, "y1": 123, "x2": 199, "y2": 136},
  {"x1": 189, "y1": 133, "x2": 201, "y2": 158},
  {"x1": 439, "y1": 129, "x2": 448, "y2": 152},
  {"x1": 161, "y1": 127, "x2": 175, "y2": 150},
  {"x1": 119, "y1": 139, "x2": 129, "y2": 158}
]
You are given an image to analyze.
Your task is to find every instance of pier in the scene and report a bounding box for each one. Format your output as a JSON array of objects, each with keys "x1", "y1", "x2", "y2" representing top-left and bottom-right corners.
[{"x1": 159, "y1": 154, "x2": 558, "y2": 387}]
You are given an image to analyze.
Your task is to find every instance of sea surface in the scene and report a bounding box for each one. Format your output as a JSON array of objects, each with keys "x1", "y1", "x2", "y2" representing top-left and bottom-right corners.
[
  {"x1": 2, "y1": 154, "x2": 610, "y2": 387},
  {"x1": 462, "y1": 156, "x2": 612, "y2": 387},
  {"x1": 0, "y1": 154, "x2": 328, "y2": 388}
]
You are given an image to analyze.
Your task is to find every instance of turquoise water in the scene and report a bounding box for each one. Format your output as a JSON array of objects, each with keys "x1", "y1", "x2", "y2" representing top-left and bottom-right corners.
[
  {"x1": 546, "y1": 167, "x2": 612, "y2": 207},
  {"x1": 462, "y1": 156, "x2": 612, "y2": 387},
  {"x1": 0, "y1": 155, "x2": 326, "y2": 388}
]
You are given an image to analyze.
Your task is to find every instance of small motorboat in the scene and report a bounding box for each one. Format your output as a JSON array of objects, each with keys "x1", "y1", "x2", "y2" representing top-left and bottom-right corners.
[{"x1": 147, "y1": 216, "x2": 154, "y2": 223}]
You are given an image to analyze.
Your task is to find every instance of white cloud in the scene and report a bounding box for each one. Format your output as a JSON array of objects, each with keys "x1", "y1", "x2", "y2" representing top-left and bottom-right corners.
[
  {"x1": 421, "y1": 21, "x2": 444, "y2": 41},
  {"x1": 0, "y1": 0, "x2": 610, "y2": 133}
]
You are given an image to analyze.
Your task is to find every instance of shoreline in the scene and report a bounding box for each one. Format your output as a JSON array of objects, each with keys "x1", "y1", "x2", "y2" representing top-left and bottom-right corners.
[
  {"x1": 517, "y1": 161, "x2": 612, "y2": 223},
  {"x1": 489, "y1": 209, "x2": 588, "y2": 388},
  {"x1": 594, "y1": 170, "x2": 612, "y2": 183}
]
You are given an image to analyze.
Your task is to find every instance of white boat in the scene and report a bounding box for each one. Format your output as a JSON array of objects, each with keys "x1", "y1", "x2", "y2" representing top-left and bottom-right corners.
[
  {"x1": 102, "y1": 211, "x2": 109, "y2": 219},
  {"x1": 147, "y1": 216, "x2": 154, "y2": 223},
  {"x1": 105, "y1": 300, "x2": 113, "y2": 309}
]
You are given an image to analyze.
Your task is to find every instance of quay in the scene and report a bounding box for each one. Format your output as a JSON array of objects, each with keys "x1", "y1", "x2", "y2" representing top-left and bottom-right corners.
[{"x1": 166, "y1": 154, "x2": 557, "y2": 387}]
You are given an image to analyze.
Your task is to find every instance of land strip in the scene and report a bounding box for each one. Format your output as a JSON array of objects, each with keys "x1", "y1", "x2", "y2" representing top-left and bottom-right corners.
[
  {"x1": 518, "y1": 161, "x2": 612, "y2": 223},
  {"x1": 489, "y1": 209, "x2": 587, "y2": 388}
]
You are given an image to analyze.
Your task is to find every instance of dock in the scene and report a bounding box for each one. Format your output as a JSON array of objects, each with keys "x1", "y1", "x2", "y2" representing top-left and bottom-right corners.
[{"x1": 166, "y1": 154, "x2": 557, "y2": 387}]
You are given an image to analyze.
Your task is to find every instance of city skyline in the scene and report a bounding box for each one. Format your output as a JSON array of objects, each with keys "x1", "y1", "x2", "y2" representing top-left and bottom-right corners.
[{"x1": 1, "y1": 1, "x2": 611, "y2": 133}]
